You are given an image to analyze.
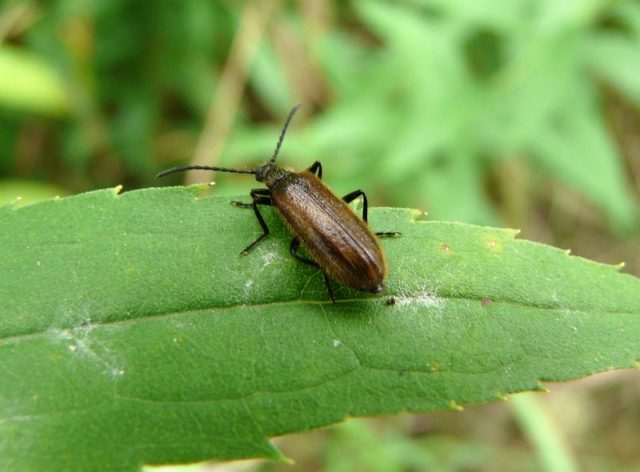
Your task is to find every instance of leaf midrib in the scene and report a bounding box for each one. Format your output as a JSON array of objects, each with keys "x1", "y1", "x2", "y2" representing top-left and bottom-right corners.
[{"x1": 1, "y1": 293, "x2": 630, "y2": 347}]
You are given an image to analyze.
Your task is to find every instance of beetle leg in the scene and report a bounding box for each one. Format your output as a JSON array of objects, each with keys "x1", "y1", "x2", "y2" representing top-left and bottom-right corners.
[
  {"x1": 291, "y1": 238, "x2": 336, "y2": 303},
  {"x1": 238, "y1": 189, "x2": 273, "y2": 255},
  {"x1": 289, "y1": 237, "x2": 318, "y2": 267},
  {"x1": 323, "y1": 273, "x2": 336, "y2": 303},
  {"x1": 342, "y1": 189, "x2": 368, "y2": 222},
  {"x1": 307, "y1": 161, "x2": 323, "y2": 179},
  {"x1": 343, "y1": 190, "x2": 402, "y2": 237},
  {"x1": 231, "y1": 188, "x2": 271, "y2": 208}
]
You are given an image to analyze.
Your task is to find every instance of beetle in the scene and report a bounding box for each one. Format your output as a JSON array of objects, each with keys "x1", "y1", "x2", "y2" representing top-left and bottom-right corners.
[{"x1": 157, "y1": 105, "x2": 399, "y2": 301}]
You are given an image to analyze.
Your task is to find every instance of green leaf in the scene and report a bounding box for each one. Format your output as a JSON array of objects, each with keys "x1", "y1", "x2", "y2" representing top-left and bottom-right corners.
[
  {"x1": 586, "y1": 32, "x2": 640, "y2": 105},
  {"x1": 1, "y1": 187, "x2": 639, "y2": 471},
  {"x1": 416, "y1": 149, "x2": 499, "y2": 225},
  {"x1": 0, "y1": 180, "x2": 68, "y2": 207},
  {"x1": 249, "y1": 41, "x2": 294, "y2": 115},
  {"x1": 530, "y1": 81, "x2": 639, "y2": 231},
  {"x1": 0, "y1": 46, "x2": 68, "y2": 116}
]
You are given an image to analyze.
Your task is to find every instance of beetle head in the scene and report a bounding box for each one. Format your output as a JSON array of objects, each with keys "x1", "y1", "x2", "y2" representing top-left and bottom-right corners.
[{"x1": 255, "y1": 162, "x2": 289, "y2": 187}]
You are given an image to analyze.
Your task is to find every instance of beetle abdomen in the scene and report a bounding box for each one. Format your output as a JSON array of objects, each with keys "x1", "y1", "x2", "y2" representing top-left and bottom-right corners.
[{"x1": 271, "y1": 171, "x2": 386, "y2": 293}]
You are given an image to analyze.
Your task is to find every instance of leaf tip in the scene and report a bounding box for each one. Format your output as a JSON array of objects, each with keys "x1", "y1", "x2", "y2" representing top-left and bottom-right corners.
[
  {"x1": 534, "y1": 384, "x2": 550, "y2": 393},
  {"x1": 279, "y1": 456, "x2": 295, "y2": 465},
  {"x1": 193, "y1": 183, "x2": 214, "y2": 200},
  {"x1": 410, "y1": 208, "x2": 428, "y2": 220},
  {"x1": 264, "y1": 440, "x2": 289, "y2": 464},
  {"x1": 448, "y1": 400, "x2": 463, "y2": 411}
]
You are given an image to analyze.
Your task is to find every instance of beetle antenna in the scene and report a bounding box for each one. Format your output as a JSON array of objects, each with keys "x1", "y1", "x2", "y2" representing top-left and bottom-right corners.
[
  {"x1": 157, "y1": 105, "x2": 301, "y2": 179},
  {"x1": 270, "y1": 103, "x2": 301, "y2": 164},
  {"x1": 156, "y1": 165, "x2": 256, "y2": 179}
]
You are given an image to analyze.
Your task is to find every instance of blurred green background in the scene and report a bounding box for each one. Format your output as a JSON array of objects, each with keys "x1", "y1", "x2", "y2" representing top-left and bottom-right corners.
[{"x1": 2, "y1": 0, "x2": 639, "y2": 470}]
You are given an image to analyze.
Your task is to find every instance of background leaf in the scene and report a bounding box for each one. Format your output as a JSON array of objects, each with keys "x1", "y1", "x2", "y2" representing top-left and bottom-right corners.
[
  {"x1": 1, "y1": 187, "x2": 639, "y2": 471},
  {"x1": 0, "y1": 46, "x2": 68, "y2": 116}
]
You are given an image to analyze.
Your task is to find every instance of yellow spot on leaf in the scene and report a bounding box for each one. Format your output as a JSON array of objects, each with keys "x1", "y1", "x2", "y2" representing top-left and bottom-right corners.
[{"x1": 486, "y1": 237, "x2": 502, "y2": 252}]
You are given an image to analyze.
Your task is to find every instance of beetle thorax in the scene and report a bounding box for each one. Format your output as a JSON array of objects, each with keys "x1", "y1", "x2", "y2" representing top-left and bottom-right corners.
[{"x1": 255, "y1": 163, "x2": 291, "y2": 188}]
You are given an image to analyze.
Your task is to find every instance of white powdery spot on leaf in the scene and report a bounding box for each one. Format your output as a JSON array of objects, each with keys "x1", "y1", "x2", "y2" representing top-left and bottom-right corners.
[
  {"x1": 394, "y1": 292, "x2": 442, "y2": 308},
  {"x1": 243, "y1": 279, "x2": 255, "y2": 298},
  {"x1": 51, "y1": 316, "x2": 124, "y2": 381},
  {"x1": 243, "y1": 250, "x2": 279, "y2": 297},
  {"x1": 392, "y1": 283, "x2": 444, "y2": 311},
  {"x1": 261, "y1": 251, "x2": 277, "y2": 267}
]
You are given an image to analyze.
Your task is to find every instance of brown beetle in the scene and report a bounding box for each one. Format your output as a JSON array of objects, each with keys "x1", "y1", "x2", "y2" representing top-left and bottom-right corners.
[{"x1": 157, "y1": 105, "x2": 398, "y2": 301}]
